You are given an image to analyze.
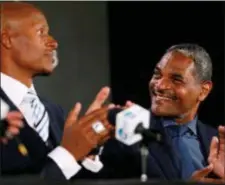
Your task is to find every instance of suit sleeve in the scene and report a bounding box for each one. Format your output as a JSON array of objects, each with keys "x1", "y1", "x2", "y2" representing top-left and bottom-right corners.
[
  {"x1": 40, "y1": 104, "x2": 82, "y2": 180},
  {"x1": 40, "y1": 104, "x2": 103, "y2": 180},
  {"x1": 40, "y1": 157, "x2": 67, "y2": 180}
]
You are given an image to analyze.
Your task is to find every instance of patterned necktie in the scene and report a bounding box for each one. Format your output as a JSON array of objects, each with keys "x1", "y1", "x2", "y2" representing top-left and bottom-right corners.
[
  {"x1": 167, "y1": 125, "x2": 195, "y2": 179},
  {"x1": 20, "y1": 89, "x2": 49, "y2": 142}
]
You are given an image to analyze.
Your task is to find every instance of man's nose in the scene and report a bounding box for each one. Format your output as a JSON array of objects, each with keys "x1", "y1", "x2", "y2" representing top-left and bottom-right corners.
[
  {"x1": 46, "y1": 36, "x2": 58, "y2": 50},
  {"x1": 155, "y1": 78, "x2": 172, "y2": 91}
]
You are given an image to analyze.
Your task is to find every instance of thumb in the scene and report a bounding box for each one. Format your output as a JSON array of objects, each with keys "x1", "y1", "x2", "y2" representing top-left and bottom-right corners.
[
  {"x1": 192, "y1": 164, "x2": 214, "y2": 179},
  {"x1": 218, "y1": 126, "x2": 225, "y2": 156},
  {"x1": 208, "y1": 136, "x2": 219, "y2": 163},
  {"x1": 125, "y1": 100, "x2": 134, "y2": 108},
  {"x1": 64, "y1": 102, "x2": 82, "y2": 128}
]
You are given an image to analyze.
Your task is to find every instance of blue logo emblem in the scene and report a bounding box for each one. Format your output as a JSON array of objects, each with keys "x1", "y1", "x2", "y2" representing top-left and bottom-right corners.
[
  {"x1": 118, "y1": 128, "x2": 127, "y2": 140},
  {"x1": 124, "y1": 111, "x2": 135, "y2": 119}
]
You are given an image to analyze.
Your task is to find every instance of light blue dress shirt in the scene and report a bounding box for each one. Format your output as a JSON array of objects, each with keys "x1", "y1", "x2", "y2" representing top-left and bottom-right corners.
[{"x1": 162, "y1": 117, "x2": 206, "y2": 171}]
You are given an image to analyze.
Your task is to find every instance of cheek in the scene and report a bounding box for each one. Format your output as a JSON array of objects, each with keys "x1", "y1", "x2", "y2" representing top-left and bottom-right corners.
[
  {"x1": 176, "y1": 88, "x2": 199, "y2": 107},
  {"x1": 12, "y1": 35, "x2": 44, "y2": 61},
  {"x1": 148, "y1": 79, "x2": 154, "y2": 90}
]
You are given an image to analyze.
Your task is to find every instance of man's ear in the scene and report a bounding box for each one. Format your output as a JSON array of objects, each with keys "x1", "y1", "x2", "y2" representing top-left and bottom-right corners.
[
  {"x1": 1, "y1": 30, "x2": 12, "y2": 49},
  {"x1": 198, "y1": 81, "x2": 213, "y2": 102}
]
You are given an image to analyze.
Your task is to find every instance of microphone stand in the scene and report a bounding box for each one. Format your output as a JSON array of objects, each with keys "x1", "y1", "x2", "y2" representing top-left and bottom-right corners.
[{"x1": 140, "y1": 137, "x2": 149, "y2": 183}]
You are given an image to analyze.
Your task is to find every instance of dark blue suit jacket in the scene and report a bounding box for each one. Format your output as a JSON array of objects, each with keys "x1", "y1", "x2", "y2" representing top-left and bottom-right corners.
[
  {"x1": 94, "y1": 115, "x2": 218, "y2": 180},
  {"x1": 0, "y1": 88, "x2": 66, "y2": 178}
]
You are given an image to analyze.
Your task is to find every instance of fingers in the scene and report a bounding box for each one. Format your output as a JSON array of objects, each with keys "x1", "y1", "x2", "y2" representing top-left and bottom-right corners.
[
  {"x1": 86, "y1": 155, "x2": 95, "y2": 160},
  {"x1": 6, "y1": 111, "x2": 23, "y2": 118},
  {"x1": 6, "y1": 111, "x2": 24, "y2": 128},
  {"x1": 1, "y1": 111, "x2": 23, "y2": 142},
  {"x1": 1, "y1": 127, "x2": 20, "y2": 144},
  {"x1": 85, "y1": 127, "x2": 110, "y2": 147},
  {"x1": 125, "y1": 100, "x2": 134, "y2": 108},
  {"x1": 85, "y1": 87, "x2": 110, "y2": 115},
  {"x1": 218, "y1": 126, "x2": 225, "y2": 154},
  {"x1": 82, "y1": 110, "x2": 114, "y2": 145},
  {"x1": 65, "y1": 103, "x2": 82, "y2": 128},
  {"x1": 7, "y1": 126, "x2": 20, "y2": 136},
  {"x1": 62, "y1": 103, "x2": 113, "y2": 161},
  {"x1": 108, "y1": 103, "x2": 115, "y2": 109},
  {"x1": 192, "y1": 163, "x2": 213, "y2": 180},
  {"x1": 6, "y1": 119, "x2": 23, "y2": 129},
  {"x1": 92, "y1": 120, "x2": 113, "y2": 145},
  {"x1": 79, "y1": 106, "x2": 109, "y2": 127},
  {"x1": 208, "y1": 136, "x2": 219, "y2": 163},
  {"x1": 199, "y1": 178, "x2": 225, "y2": 184}
]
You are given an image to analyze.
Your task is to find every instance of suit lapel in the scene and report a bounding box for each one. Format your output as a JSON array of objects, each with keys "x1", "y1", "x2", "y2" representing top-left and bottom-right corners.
[
  {"x1": 0, "y1": 88, "x2": 48, "y2": 172},
  {"x1": 40, "y1": 97, "x2": 63, "y2": 145},
  {"x1": 148, "y1": 116, "x2": 180, "y2": 179},
  {"x1": 196, "y1": 121, "x2": 218, "y2": 162}
]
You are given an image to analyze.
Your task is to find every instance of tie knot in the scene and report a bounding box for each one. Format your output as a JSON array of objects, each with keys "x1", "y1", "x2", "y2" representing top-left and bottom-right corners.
[
  {"x1": 22, "y1": 89, "x2": 37, "y2": 104},
  {"x1": 28, "y1": 88, "x2": 36, "y2": 95},
  {"x1": 167, "y1": 125, "x2": 189, "y2": 137}
]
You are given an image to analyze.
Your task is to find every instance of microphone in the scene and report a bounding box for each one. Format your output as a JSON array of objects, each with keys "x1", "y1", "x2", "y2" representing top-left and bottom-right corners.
[
  {"x1": 107, "y1": 104, "x2": 162, "y2": 146},
  {"x1": 107, "y1": 104, "x2": 162, "y2": 182},
  {"x1": 0, "y1": 99, "x2": 28, "y2": 156}
]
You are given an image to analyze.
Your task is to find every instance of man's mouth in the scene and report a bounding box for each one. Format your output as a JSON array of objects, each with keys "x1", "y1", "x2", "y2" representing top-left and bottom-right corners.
[
  {"x1": 44, "y1": 52, "x2": 54, "y2": 61},
  {"x1": 152, "y1": 91, "x2": 177, "y2": 101}
]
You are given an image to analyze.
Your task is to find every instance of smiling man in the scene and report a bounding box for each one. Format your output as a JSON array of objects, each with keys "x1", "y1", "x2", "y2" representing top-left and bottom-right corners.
[
  {"x1": 98, "y1": 43, "x2": 224, "y2": 183},
  {"x1": 148, "y1": 44, "x2": 222, "y2": 180},
  {"x1": 149, "y1": 47, "x2": 211, "y2": 122},
  {"x1": 150, "y1": 46, "x2": 212, "y2": 121}
]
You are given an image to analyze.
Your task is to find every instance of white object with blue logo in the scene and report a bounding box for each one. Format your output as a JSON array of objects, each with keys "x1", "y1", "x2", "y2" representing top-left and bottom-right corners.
[{"x1": 115, "y1": 104, "x2": 150, "y2": 146}]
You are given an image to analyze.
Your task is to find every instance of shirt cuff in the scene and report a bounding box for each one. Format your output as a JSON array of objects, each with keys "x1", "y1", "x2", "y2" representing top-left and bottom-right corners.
[
  {"x1": 82, "y1": 155, "x2": 103, "y2": 173},
  {"x1": 48, "y1": 146, "x2": 82, "y2": 180}
]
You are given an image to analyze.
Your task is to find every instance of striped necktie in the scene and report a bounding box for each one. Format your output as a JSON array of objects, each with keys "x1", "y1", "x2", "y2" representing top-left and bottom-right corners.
[{"x1": 20, "y1": 89, "x2": 50, "y2": 142}]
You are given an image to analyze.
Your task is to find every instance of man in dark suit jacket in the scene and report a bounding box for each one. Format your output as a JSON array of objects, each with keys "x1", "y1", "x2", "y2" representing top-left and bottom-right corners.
[
  {"x1": 0, "y1": 2, "x2": 114, "y2": 180},
  {"x1": 96, "y1": 44, "x2": 224, "y2": 183}
]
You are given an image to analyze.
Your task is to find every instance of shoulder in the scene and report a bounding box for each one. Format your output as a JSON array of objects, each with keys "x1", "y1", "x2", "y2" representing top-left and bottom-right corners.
[
  {"x1": 39, "y1": 96, "x2": 64, "y2": 114},
  {"x1": 197, "y1": 119, "x2": 218, "y2": 137}
]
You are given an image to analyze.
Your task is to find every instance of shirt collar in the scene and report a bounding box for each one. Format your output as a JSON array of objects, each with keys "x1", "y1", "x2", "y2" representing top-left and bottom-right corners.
[
  {"x1": 1, "y1": 72, "x2": 37, "y2": 107},
  {"x1": 162, "y1": 116, "x2": 198, "y2": 135}
]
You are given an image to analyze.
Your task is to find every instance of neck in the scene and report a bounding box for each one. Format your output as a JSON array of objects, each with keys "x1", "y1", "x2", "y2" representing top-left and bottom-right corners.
[
  {"x1": 175, "y1": 105, "x2": 199, "y2": 124},
  {"x1": 1, "y1": 58, "x2": 33, "y2": 88}
]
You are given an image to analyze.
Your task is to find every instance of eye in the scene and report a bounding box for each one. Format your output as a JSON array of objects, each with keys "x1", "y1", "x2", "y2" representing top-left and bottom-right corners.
[
  {"x1": 37, "y1": 29, "x2": 44, "y2": 35},
  {"x1": 153, "y1": 70, "x2": 161, "y2": 79},
  {"x1": 170, "y1": 74, "x2": 185, "y2": 84},
  {"x1": 37, "y1": 27, "x2": 49, "y2": 37},
  {"x1": 172, "y1": 77, "x2": 184, "y2": 84}
]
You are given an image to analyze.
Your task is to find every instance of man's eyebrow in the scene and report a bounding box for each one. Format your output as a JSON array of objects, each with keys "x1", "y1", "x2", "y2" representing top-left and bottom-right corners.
[
  {"x1": 171, "y1": 73, "x2": 184, "y2": 79},
  {"x1": 154, "y1": 66, "x2": 161, "y2": 71}
]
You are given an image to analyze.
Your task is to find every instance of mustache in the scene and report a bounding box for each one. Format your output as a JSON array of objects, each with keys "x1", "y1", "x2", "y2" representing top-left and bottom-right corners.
[{"x1": 151, "y1": 89, "x2": 177, "y2": 100}]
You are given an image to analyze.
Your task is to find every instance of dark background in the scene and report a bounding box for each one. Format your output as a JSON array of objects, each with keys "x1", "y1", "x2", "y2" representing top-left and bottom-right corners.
[
  {"x1": 32, "y1": 1, "x2": 111, "y2": 115},
  {"x1": 31, "y1": 1, "x2": 224, "y2": 127},
  {"x1": 108, "y1": 1, "x2": 224, "y2": 127}
]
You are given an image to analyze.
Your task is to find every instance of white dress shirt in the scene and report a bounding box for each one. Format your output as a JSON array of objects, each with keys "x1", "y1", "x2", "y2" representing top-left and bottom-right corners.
[{"x1": 0, "y1": 73, "x2": 103, "y2": 179}]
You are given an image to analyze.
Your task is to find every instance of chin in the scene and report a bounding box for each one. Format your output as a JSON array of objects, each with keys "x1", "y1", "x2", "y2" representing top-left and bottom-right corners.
[
  {"x1": 150, "y1": 105, "x2": 179, "y2": 118},
  {"x1": 33, "y1": 68, "x2": 54, "y2": 77}
]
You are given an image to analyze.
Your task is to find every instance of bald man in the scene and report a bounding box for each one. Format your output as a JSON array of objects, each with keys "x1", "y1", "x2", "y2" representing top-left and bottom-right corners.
[{"x1": 0, "y1": 2, "x2": 113, "y2": 180}]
